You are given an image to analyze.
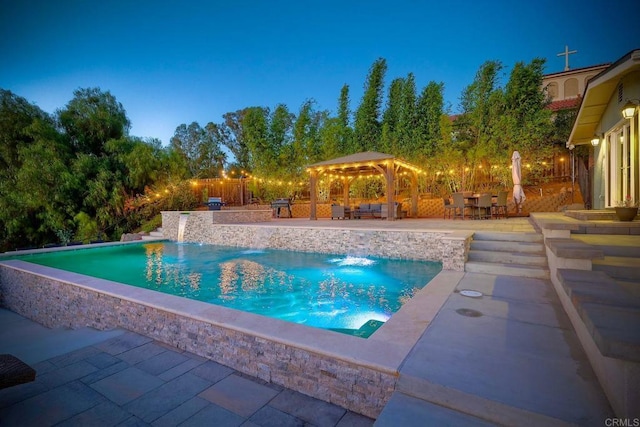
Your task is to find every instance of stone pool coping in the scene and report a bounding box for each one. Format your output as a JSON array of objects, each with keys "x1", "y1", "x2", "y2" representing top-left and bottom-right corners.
[{"x1": 0, "y1": 240, "x2": 463, "y2": 418}]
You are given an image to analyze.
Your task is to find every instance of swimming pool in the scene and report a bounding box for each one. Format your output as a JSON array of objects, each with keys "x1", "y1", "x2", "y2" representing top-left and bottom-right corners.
[{"x1": 10, "y1": 241, "x2": 441, "y2": 337}]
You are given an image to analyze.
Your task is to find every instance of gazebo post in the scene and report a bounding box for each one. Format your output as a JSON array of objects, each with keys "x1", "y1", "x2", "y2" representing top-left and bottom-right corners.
[
  {"x1": 411, "y1": 172, "x2": 419, "y2": 218},
  {"x1": 309, "y1": 170, "x2": 318, "y2": 220},
  {"x1": 342, "y1": 178, "x2": 350, "y2": 208},
  {"x1": 385, "y1": 162, "x2": 395, "y2": 221}
]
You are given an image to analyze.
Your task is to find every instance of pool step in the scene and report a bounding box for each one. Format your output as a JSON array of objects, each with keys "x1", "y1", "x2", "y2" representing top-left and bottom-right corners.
[{"x1": 466, "y1": 231, "x2": 549, "y2": 278}]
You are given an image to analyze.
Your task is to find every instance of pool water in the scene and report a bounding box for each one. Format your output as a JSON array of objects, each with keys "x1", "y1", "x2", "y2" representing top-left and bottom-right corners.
[{"x1": 14, "y1": 242, "x2": 442, "y2": 337}]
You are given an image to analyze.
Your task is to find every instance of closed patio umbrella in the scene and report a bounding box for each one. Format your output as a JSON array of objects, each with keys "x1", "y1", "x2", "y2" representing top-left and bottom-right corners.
[{"x1": 512, "y1": 151, "x2": 526, "y2": 213}]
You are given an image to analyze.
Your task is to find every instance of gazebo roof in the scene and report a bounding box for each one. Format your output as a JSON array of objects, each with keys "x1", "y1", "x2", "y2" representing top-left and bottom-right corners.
[{"x1": 306, "y1": 151, "x2": 423, "y2": 176}]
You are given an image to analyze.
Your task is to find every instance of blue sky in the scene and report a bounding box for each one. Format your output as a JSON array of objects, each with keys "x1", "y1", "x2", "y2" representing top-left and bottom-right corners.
[{"x1": 2, "y1": 0, "x2": 638, "y2": 146}]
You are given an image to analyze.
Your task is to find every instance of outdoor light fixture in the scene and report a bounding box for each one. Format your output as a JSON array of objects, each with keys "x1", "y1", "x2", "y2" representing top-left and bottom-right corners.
[
  {"x1": 591, "y1": 135, "x2": 600, "y2": 146},
  {"x1": 621, "y1": 99, "x2": 640, "y2": 119}
]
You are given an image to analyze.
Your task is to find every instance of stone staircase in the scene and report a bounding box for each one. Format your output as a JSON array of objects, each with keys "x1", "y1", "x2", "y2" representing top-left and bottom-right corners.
[
  {"x1": 573, "y1": 235, "x2": 640, "y2": 296},
  {"x1": 465, "y1": 231, "x2": 549, "y2": 279},
  {"x1": 141, "y1": 227, "x2": 165, "y2": 241}
]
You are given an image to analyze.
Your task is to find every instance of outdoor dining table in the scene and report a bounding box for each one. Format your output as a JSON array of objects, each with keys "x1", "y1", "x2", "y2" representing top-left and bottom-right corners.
[
  {"x1": 463, "y1": 194, "x2": 498, "y2": 219},
  {"x1": 464, "y1": 194, "x2": 498, "y2": 205}
]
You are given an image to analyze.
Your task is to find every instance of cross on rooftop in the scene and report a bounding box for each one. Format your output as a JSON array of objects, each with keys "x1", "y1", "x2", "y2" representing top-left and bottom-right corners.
[{"x1": 557, "y1": 45, "x2": 577, "y2": 71}]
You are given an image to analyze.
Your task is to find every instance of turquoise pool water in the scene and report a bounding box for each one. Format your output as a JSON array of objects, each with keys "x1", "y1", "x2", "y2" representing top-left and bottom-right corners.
[{"x1": 12, "y1": 242, "x2": 442, "y2": 337}]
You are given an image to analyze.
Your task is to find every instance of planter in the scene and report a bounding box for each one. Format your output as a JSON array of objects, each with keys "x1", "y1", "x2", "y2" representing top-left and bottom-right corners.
[{"x1": 614, "y1": 207, "x2": 639, "y2": 221}]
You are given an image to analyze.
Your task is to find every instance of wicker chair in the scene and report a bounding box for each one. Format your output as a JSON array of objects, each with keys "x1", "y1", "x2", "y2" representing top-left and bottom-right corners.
[
  {"x1": 492, "y1": 191, "x2": 509, "y2": 219},
  {"x1": 443, "y1": 197, "x2": 456, "y2": 219},
  {"x1": 474, "y1": 193, "x2": 493, "y2": 219},
  {"x1": 452, "y1": 192, "x2": 474, "y2": 220}
]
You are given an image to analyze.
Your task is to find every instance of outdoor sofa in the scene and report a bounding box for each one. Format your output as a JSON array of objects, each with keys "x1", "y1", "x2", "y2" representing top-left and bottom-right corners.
[{"x1": 354, "y1": 203, "x2": 382, "y2": 219}]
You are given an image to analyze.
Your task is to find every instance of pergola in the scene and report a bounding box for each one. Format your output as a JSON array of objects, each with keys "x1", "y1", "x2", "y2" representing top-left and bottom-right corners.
[{"x1": 306, "y1": 151, "x2": 424, "y2": 221}]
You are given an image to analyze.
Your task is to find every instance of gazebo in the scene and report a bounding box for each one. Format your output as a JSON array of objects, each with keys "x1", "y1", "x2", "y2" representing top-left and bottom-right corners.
[{"x1": 306, "y1": 151, "x2": 424, "y2": 221}]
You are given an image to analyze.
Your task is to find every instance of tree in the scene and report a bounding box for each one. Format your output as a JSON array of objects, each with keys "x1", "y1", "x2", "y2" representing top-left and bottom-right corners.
[
  {"x1": 220, "y1": 109, "x2": 251, "y2": 170},
  {"x1": 0, "y1": 90, "x2": 70, "y2": 250},
  {"x1": 501, "y1": 59, "x2": 552, "y2": 152},
  {"x1": 0, "y1": 89, "x2": 54, "y2": 176},
  {"x1": 354, "y1": 58, "x2": 387, "y2": 152},
  {"x1": 57, "y1": 87, "x2": 130, "y2": 156},
  {"x1": 414, "y1": 81, "x2": 445, "y2": 159},
  {"x1": 381, "y1": 77, "x2": 405, "y2": 154},
  {"x1": 170, "y1": 122, "x2": 226, "y2": 178},
  {"x1": 242, "y1": 107, "x2": 270, "y2": 174},
  {"x1": 268, "y1": 104, "x2": 294, "y2": 172},
  {"x1": 107, "y1": 137, "x2": 165, "y2": 192},
  {"x1": 398, "y1": 73, "x2": 417, "y2": 156}
]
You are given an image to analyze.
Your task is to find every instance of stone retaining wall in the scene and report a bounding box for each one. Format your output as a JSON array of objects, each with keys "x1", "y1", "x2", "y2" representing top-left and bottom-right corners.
[
  {"x1": 0, "y1": 263, "x2": 395, "y2": 417},
  {"x1": 161, "y1": 211, "x2": 469, "y2": 271}
]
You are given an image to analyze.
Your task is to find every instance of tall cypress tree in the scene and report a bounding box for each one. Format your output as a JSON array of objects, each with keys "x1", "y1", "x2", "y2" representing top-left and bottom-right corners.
[
  {"x1": 398, "y1": 73, "x2": 417, "y2": 158},
  {"x1": 415, "y1": 81, "x2": 445, "y2": 158},
  {"x1": 381, "y1": 77, "x2": 405, "y2": 154},
  {"x1": 354, "y1": 58, "x2": 387, "y2": 152},
  {"x1": 337, "y1": 84, "x2": 353, "y2": 155}
]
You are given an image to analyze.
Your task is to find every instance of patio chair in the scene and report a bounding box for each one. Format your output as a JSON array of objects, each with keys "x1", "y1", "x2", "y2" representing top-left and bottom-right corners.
[
  {"x1": 474, "y1": 193, "x2": 493, "y2": 219},
  {"x1": 443, "y1": 197, "x2": 456, "y2": 219},
  {"x1": 452, "y1": 192, "x2": 474, "y2": 220},
  {"x1": 492, "y1": 191, "x2": 508, "y2": 219}
]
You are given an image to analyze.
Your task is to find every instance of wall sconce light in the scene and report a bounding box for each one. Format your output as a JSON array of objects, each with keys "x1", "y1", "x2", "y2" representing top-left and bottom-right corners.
[
  {"x1": 591, "y1": 136, "x2": 600, "y2": 146},
  {"x1": 621, "y1": 99, "x2": 640, "y2": 119}
]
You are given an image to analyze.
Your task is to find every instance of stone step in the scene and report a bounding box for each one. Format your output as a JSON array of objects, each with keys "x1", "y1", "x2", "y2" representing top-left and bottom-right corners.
[
  {"x1": 594, "y1": 245, "x2": 640, "y2": 258},
  {"x1": 467, "y1": 250, "x2": 548, "y2": 267},
  {"x1": 465, "y1": 261, "x2": 549, "y2": 279},
  {"x1": 141, "y1": 235, "x2": 162, "y2": 241},
  {"x1": 375, "y1": 392, "x2": 497, "y2": 427},
  {"x1": 617, "y1": 280, "x2": 640, "y2": 298},
  {"x1": 592, "y1": 256, "x2": 640, "y2": 281},
  {"x1": 393, "y1": 374, "x2": 570, "y2": 427},
  {"x1": 149, "y1": 230, "x2": 164, "y2": 237},
  {"x1": 469, "y1": 240, "x2": 545, "y2": 254},
  {"x1": 471, "y1": 231, "x2": 543, "y2": 243}
]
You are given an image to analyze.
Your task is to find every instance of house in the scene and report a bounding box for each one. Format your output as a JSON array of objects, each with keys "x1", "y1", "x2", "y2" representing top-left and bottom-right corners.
[
  {"x1": 542, "y1": 63, "x2": 609, "y2": 183},
  {"x1": 567, "y1": 49, "x2": 640, "y2": 209}
]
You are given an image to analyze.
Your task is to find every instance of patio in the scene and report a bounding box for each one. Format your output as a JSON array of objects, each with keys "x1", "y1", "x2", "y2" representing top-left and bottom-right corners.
[{"x1": 2, "y1": 213, "x2": 636, "y2": 424}]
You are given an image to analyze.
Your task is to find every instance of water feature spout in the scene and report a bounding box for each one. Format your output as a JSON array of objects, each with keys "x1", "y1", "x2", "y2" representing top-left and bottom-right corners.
[
  {"x1": 249, "y1": 227, "x2": 274, "y2": 249},
  {"x1": 177, "y1": 213, "x2": 189, "y2": 242}
]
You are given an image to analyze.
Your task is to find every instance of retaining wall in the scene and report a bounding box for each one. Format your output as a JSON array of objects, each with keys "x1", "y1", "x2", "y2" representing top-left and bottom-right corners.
[
  {"x1": 0, "y1": 262, "x2": 396, "y2": 417},
  {"x1": 161, "y1": 211, "x2": 470, "y2": 271}
]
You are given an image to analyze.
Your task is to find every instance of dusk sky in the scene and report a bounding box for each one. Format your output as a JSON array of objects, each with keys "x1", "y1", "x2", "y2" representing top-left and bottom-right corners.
[{"x1": 2, "y1": 0, "x2": 639, "y2": 146}]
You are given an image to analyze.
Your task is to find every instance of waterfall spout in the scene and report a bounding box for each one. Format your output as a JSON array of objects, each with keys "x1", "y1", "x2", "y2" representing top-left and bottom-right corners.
[{"x1": 177, "y1": 213, "x2": 189, "y2": 242}]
